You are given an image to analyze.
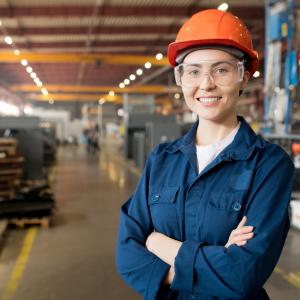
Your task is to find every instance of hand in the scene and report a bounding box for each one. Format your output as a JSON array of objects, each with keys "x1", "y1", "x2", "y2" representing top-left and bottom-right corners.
[{"x1": 225, "y1": 216, "x2": 254, "y2": 248}]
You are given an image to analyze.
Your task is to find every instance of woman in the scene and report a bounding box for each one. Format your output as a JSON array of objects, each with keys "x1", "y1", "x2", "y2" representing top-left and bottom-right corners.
[{"x1": 116, "y1": 9, "x2": 294, "y2": 300}]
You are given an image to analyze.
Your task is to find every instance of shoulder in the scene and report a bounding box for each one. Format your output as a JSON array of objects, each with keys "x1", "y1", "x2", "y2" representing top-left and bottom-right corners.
[
  {"x1": 256, "y1": 137, "x2": 294, "y2": 171},
  {"x1": 149, "y1": 136, "x2": 184, "y2": 157}
]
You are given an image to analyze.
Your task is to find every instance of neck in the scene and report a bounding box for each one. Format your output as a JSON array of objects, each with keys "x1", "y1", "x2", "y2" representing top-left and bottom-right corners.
[{"x1": 196, "y1": 115, "x2": 239, "y2": 146}]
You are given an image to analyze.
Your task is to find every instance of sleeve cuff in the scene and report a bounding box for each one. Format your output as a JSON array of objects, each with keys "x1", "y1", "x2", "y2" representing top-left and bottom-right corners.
[
  {"x1": 171, "y1": 240, "x2": 201, "y2": 293},
  {"x1": 145, "y1": 257, "x2": 170, "y2": 300}
]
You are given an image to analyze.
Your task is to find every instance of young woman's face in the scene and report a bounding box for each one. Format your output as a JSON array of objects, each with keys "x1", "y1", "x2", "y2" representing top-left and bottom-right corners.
[{"x1": 180, "y1": 49, "x2": 250, "y2": 123}]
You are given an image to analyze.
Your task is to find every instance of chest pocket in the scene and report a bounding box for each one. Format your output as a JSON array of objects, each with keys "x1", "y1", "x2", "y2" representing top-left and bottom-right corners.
[
  {"x1": 148, "y1": 187, "x2": 180, "y2": 238},
  {"x1": 202, "y1": 190, "x2": 246, "y2": 245}
]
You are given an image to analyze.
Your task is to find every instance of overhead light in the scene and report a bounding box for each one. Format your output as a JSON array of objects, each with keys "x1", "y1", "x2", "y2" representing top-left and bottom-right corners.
[
  {"x1": 98, "y1": 98, "x2": 106, "y2": 105},
  {"x1": 145, "y1": 62, "x2": 152, "y2": 69},
  {"x1": 37, "y1": 81, "x2": 43, "y2": 87},
  {"x1": 0, "y1": 20, "x2": 2, "y2": 26},
  {"x1": 174, "y1": 93, "x2": 181, "y2": 100},
  {"x1": 109, "y1": 91, "x2": 115, "y2": 97},
  {"x1": 4, "y1": 36, "x2": 13, "y2": 45},
  {"x1": 49, "y1": 99, "x2": 54, "y2": 104},
  {"x1": 136, "y1": 69, "x2": 143, "y2": 76},
  {"x1": 119, "y1": 83, "x2": 125, "y2": 88},
  {"x1": 156, "y1": 53, "x2": 163, "y2": 60},
  {"x1": 34, "y1": 77, "x2": 40, "y2": 83},
  {"x1": 21, "y1": 59, "x2": 28, "y2": 66},
  {"x1": 26, "y1": 66, "x2": 33, "y2": 73},
  {"x1": 14, "y1": 49, "x2": 20, "y2": 56},
  {"x1": 41, "y1": 87, "x2": 48, "y2": 96},
  {"x1": 117, "y1": 108, "x2": 124, "y2": 117},
  {"x1": 129, "y1": 74, "x2": 136, "y2": 81},
  {"x1": 24, "y1": 105, "x2": 33, "y2": 115},
  {"x1": 124, "y1": 79, "x2": 130, "y2": 85},
  {"x1": 218, "y1": 3, "x2": 229, "y2": 11},
  {"x1": 30, "y1": 72, "x2": 37, "y2": 79},
  {"x1": 253, "y1": 71, "x2": 260, "y2": 78},
  {"x1": 274, "y1": 87, "x2": 280, "y2": 93}
]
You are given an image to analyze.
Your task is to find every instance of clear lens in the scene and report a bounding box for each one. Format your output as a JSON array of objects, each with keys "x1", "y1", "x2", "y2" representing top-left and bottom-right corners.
[{"x1": 174, "y1": 60, "x2": 244, "y2": 87}]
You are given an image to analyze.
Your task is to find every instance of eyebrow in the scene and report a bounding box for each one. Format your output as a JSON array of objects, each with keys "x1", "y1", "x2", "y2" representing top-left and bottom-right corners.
[{"x1": 182, "y1": 61, "x2": 235, "y2": 68}]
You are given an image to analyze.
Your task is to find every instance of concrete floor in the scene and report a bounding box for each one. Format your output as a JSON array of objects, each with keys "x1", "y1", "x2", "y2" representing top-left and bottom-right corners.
[{"x1": 0, "y1": 143, "x2": 299, "y2": 300}]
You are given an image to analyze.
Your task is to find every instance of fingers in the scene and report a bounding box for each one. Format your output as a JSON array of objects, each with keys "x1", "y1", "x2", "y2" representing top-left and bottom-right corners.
[
  {"x1": 225, "y1": 232, "x2": 254, "y2": 248},
  {"x1": 232, "y1": 225, "x2": 254, "y2": 236},
  {"x1": 225, "y1": 216, "x2": 255, "y2": 248}
]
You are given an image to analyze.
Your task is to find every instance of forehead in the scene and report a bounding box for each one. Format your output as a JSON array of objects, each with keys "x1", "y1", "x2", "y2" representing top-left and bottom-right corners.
[{"x1": 183, "y1": 49, "x2": 236, "y2": 63}]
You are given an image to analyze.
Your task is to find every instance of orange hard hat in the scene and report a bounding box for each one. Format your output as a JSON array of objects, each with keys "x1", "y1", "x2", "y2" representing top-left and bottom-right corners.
[{"x1": 168, "y1": 9, "x2": 259, "y2": 76}]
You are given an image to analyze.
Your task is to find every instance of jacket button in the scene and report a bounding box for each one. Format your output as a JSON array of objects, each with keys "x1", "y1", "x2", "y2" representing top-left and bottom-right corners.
[
  {"x1": 154, "y1": 194, "x2": 160, "y2": 201},
  {"x1": 232, "y1": 202, "x2": 241, "y2": 211}
]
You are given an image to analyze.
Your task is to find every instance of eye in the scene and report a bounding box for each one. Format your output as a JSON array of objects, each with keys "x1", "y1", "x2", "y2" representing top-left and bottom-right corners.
[
  {"x1": 215, "y1": 68, "x2": 229, "y2": 75},
  {"x1": 186, "y1": 68, "x2": 200, "y2": 77}
]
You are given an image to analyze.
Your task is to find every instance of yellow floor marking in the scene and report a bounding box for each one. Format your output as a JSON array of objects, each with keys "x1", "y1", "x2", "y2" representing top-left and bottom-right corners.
[
  {"x1": 1, "y1": 227, "x2": 37, "y2": 300},
  {"x1": 284, "y1": 272, "x2": 300, "y2": 290},
  {"x1": 274, "y1": 266, "x2": 300, "y2": 290}
]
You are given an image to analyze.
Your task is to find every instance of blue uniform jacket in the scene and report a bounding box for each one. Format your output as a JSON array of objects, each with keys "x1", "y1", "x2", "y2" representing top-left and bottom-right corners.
[{"x1": 116, "y1": 116, "x2": 294, "y2": 300}]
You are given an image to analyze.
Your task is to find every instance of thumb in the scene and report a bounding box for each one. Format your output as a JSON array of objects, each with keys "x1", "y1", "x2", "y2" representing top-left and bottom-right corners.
[{"x1": 237, "y1": 216, "x2": 247, "y2": 228}]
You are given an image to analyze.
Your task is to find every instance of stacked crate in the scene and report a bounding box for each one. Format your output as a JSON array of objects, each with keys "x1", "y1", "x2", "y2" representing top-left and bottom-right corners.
[{"x1": 0, "y1": 138, "x2": 23, "y2": 200}]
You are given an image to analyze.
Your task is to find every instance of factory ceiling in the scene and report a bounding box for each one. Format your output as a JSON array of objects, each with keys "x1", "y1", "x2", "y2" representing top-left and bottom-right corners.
[{"x1": 0, "y1": 0, "x2": 264, "y2": 105}]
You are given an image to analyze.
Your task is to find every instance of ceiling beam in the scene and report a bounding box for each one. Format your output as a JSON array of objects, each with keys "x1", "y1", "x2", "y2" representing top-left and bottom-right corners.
[
  {"x1": 0, "y1": 40, "x2": 170, "y2": 49},
  {"x1": 11, "y1": 84, "x2": 179, "y2": 94},
  {"x1": 0, "y1": 5, "x2": 264, "y2": 19},
  {"x1": 3, "y1": 26, "x2": 179, "y2": 35},
  {"x1": 25, "y1": 93, "x2": 122, "y2": 102},
  {"x1": 0, "y1": 52, "x2": 169, "y2": 65}
]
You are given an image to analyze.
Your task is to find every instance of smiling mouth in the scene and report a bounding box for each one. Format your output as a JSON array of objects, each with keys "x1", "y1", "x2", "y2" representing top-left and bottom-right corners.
[{"x1": 196, "y1": 97, "x2": 222, "y2": 104}]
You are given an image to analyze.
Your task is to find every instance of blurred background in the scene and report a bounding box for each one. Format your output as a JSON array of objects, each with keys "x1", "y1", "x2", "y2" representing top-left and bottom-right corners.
[{"x1": 0, "y1": 0, "x2": 299, "y2": 299}]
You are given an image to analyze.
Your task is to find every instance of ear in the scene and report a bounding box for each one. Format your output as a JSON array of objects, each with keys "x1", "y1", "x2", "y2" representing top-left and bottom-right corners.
[{"x1": 241, "y1": 70, "x2": 250, "y2": 89}]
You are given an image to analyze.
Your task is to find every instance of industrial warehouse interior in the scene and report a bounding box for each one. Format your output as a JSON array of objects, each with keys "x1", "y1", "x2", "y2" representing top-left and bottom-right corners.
[{"x1": 0, "y1": 0, "x2": 300, "y2": 299}]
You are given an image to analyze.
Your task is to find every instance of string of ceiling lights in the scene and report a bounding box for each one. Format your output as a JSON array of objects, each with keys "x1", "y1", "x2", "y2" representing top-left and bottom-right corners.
[{"x1": 0, "y1": 20, "x2": 54, "y2": 104}]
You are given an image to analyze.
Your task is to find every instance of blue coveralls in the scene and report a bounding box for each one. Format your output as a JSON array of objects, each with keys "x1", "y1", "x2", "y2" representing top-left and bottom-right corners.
[{"x1": 116, "y1": 116, "x2": 294, "y2": 300}]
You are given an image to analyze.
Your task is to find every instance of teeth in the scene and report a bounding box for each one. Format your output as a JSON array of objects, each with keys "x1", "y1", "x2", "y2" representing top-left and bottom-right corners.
[{"x1": 197, "y1": 97, "x2": 221, "y2": 103}]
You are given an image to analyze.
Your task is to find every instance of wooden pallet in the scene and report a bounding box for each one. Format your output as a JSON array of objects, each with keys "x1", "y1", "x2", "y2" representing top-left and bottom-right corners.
[{"x1": 8, "y1": 216, "x2": 50, "y2": 229}]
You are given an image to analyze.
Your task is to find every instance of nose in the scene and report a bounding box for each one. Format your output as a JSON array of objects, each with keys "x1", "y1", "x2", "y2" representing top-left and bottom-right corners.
[{"x1": 198, "y1": 74, "x2": 216, "y2": 91}]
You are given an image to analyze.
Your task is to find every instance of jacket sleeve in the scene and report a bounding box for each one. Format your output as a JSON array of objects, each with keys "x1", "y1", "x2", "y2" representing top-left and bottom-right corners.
[
  {"x1": 116, "y1": 149, "x2": 170, "y2": 300},
  {"x1": 171, "y1": 145, "x2": 295, "y2": 298}
]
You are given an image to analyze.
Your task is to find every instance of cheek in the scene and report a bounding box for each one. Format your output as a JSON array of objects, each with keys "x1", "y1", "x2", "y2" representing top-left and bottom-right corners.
[
  {"x1": 182, "y1": 87, "x2": 197, "y2": 102},
  {"x1": 221, "y1": 86, "x2": 240, "y2": 102}
]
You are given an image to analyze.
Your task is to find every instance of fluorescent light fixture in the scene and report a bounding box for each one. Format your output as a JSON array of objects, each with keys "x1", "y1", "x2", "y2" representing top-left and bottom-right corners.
[
  {"x1": 129, "y1": 74, "x2": 136, "y2": 81},
  {"x1": 145, "y1": 62, "x2": 152, "y2": 69},
  {"x1": 4, "y1": 36, "x2": 13, "y2": 45},
  {"x1": 156, "y1": 53, "x2": 163, "y2": 60},
  {"x1": 136, "y1": 69, "x2": 143, "y2": 76},
  {"x1": 174, "y1": 93, "x2": 181, "y2": 100},
  {"x1": 21, "y1": 59, "x2": 28, "y2": 66},
  {"x1": 253, "y1": 71, "x2": 260, "y2": 78},
  {"x1": 26, "y1": 66, "x2": 33, "y2": 73},
  {"x1": 218, "y1": 3, "x2": 229, "y2": 11},
  {"x1": 41, "y1": 87, "x2": 48, "y2": 96}
]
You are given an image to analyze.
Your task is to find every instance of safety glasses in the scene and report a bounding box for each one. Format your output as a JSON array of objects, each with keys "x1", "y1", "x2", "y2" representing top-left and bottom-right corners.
[{"x1": 174, "y1": 60, "x2": 245, "y2": 87}]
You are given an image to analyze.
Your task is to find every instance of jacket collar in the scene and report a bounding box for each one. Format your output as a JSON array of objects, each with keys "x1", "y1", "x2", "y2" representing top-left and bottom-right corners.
[{"x1": 165, "y1": 116, "x2": 264, "y2": 161}]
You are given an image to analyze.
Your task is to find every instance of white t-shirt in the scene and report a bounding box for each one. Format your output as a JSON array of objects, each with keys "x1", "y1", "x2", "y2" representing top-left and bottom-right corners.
[{"x1": 196, "y1": 122, "x2": 241, "y2": 174}]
